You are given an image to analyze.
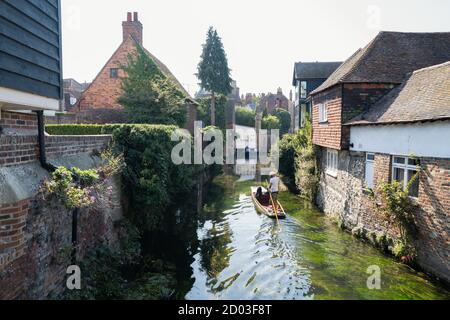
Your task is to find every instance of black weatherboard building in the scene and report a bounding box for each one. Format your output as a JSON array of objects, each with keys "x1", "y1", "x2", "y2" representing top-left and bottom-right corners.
[
  {"x1": 0, "y1": 0, "x2": 63, "y2": 112},
  {"x1": 292, "y1": 61, "x2": 341, "y2": 130}
]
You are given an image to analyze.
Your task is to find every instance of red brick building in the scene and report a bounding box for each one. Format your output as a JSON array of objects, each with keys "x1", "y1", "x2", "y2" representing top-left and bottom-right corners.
[
  {"x1": 76, "y1": 12, "x2": 198, "y2": 131},
  {"x1": 309, "y1": 31, "x2": 450, "y2": 283},
  {"x1": 259, "y1": 88, "x2": 289, "y2": 114}
]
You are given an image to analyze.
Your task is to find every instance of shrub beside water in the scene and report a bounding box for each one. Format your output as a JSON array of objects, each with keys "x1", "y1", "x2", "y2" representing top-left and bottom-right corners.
[
  {"x1": 102, "y1": 124, "x2": 203, "y2": 232},
  {"x1": 278, "y1": 118, "x2": 317, "y2": 199}
]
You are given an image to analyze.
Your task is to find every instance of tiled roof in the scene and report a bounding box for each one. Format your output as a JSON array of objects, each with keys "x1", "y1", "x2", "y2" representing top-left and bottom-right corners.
[
  {"x1": 346, "y1": 61, "x2": 450, "y2": 125},
  {"x1": 311, "y1": 31, "x2": 450, "y2": 95},
  {"x1": 292, "y1": 62, "x2": 342, "y2": 85},
  {"x1": 133, "y1": 37, "x2": 196, "y2": 103}
]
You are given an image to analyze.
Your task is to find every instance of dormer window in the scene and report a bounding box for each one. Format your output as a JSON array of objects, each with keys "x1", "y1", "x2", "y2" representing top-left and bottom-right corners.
[
  {"x1": 300, "y1": 81, "x2": 307, "y2": 99},
  {"x1": 318, "y1": 103, "x2": 328, "y2": 123},
  {"x1": 110, "y1": 68, "x2": 119, "y2": 78}
]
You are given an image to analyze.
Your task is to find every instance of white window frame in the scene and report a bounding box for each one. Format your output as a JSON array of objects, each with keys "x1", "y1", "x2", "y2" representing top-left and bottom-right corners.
[
  {"x1": 318, "y1": 103, "x2": 328, "y2": 123},
  {"x1": 326, "y1": 149, "x2": 338, "y2": 177},
  {"x1": 392, "y1": 156, "x2": 420, "y2": 198},
  {"x1": 365, "y1": 153, "x2": 375, "y2": 189}
]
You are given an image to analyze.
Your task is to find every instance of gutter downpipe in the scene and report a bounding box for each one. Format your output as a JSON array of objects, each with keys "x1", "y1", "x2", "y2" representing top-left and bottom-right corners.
[
  {"x1": 35, "y1": 110, "x2": 78, "y2": 264},
  {"x1": 36, "y1": 110, "x2": 56, "y2": 172}
]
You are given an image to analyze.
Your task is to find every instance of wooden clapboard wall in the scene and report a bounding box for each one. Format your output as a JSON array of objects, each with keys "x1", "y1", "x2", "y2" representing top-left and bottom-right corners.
[{"x1": 0, "y1": 0, "x2": 62, "y2": 100}]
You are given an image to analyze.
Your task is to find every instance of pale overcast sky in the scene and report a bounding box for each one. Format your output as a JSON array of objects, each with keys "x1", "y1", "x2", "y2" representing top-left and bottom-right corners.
[{"x1": 61, "y1": 0, "x2": 450, "y2": 97}]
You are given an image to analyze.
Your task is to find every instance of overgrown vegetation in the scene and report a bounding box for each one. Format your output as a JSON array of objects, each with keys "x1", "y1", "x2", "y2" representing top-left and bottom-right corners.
[
  {"x1": 102, "y1": 124, "x2": 203, "y2": 233},
  {"x1": 368, "y1": 174, "x2": 420, "y2": 263},
  {"x1": 119, "y1": 46, "x2": 187, "y2": 126},
  {"x1": 41, "y1": 167, "x2": 97, "y2": 210},
  {"x1": 40, "y1": 150, "x2": 123, "y2": 210},
  {"x1": 63, "y1": 220, "x2": 178, "y2": 300},
  {"x1": 278, "y1": 118, "x2": 318, "y2": 200}
]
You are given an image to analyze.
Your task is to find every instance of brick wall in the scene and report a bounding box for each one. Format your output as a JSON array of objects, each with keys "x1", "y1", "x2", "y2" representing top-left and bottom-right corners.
[
  {"x1": 0, "y1": 111, "x2": 38, "y2": 131},
  {"x1": 0, "y1": 135, "x2": 111, "y2": 167},
  {"x1": 78, "y1": 37, "x2": 136, "y2": 111},
  {"x1": 0, "y1": 179, "x2": 122, "y2": 299},
  {"x1": 0, "y1": 200, "x2": 28, "y2": 269},
  {"x1": 415, "y1": 158, "x2": 450, "y2": 280},
  {"x1": 46, "y1": 109, "x2": 128, "y2": 125},
  {"x1": 0, "y1": 136, "x2": 38, "y2": 167},
  {"x1": 311, "y1": 84, "x2": 395, "y2": 150},
  {"x1": 373, "y1": 153, "x2": 391, "y2": 186},
  {"x1": 341, "y1": 83, "x2": 394, "y2": 149},
  {"x1": 312, "y1": 85, "x2": 342, "y2": 150},
  {"x1": 46, "y1": 135, "x2": 112, "y2": 159}
]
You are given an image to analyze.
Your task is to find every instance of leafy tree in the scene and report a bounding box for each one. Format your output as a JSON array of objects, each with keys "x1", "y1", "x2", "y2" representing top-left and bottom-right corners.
[
  {"x1": 119, "y1": 46, "x2": 187, "y2": 127},
  {"x1": 273, "y1": 108, "x2": 291, "y2": 135},
  {"x1": 196, "y1": 95, "x2": 227, "y2": 130},
  {"x1": 197, "y1": 27, "x2": 232, "y2": 126},
  {"x1": 262, "y1": 115, "x2": 281, "y2": 130},
  {"x1": 235, "y1": 107, "x2": 256, "y2": 127}
]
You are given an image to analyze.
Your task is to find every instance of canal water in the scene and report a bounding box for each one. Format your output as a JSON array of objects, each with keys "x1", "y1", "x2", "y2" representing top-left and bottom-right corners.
[{"x1": 174, "y1": 176, "x2": 449, "y2": 300}]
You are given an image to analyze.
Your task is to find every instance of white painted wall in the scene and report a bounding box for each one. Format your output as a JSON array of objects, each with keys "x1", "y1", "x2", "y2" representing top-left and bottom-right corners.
[{"x1": 350, "y1": 121, "x2": 450, "y2": 158}]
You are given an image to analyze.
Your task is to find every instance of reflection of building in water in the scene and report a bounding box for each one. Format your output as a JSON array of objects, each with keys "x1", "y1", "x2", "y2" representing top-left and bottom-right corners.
[
  {"x1": 235, "y1": 125, "x2": 257, "y2": 152},
  {"x1": 235, "y1": 125, "x2": 257, "y2": 177}
]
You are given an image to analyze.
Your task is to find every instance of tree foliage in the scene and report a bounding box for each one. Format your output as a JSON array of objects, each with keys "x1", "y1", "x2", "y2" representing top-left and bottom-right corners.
[
  {"x1": 278, "y1": 118, "x2": 318, "y2": 199},
  {"x1": 294, "y1": 119, "x2": 318, "y2": 201},
  {"x1": 235, "y1": 107, "x2": 256, "y2": 127},
  {"x1": 197, "y1": 27, "x2": 232, "y2": 126},
  {"x1": 262, "y1": 115, "x2": 281, "y2": 130},
  {"x1": 103, "y1": 124, "x2": 202, "y2": 232},
  {"x1": 119, "y1": 46, "x2": 187, "y2": 127},
  {"x1": 196, "y1": 95, "x2": 227, "y2": 130},
  {"x1": 272, "y1": 108, "x2": 291, "y2": 136},
  {"x1": 197, "y1": 27, "x2": 232, "y2": 96}
]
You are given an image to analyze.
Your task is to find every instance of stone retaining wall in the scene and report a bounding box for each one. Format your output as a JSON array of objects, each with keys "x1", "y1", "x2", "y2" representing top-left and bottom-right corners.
[{"x1": 316, "y1": 147, "x2": 450, "y2": 283}]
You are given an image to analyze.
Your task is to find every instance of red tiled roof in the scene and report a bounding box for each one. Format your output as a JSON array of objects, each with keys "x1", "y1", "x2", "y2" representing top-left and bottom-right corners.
[
  {"x1": 311, "y1": 31, "x2": 450, "y2": 95},
  {"x1": 346, "y1": 61, "x2": 450, "y2": 125}
]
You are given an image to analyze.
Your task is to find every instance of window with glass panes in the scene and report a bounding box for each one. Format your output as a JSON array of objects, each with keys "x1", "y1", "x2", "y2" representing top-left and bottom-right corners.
[
  {"x1": 326, "y1": 149, "x2": 338, "y2": 176},
  {"x1": 392, "y1": 156, "x2": 420, "y2": 197},
  {"x1": 300, "y1": 81, "x2": 307, "y2": 99}
]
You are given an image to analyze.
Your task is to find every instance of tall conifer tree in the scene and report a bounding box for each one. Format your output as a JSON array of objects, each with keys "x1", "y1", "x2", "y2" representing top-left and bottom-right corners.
[{"x1": 197, "y1": 27, "x2": 232, "y2": 126}]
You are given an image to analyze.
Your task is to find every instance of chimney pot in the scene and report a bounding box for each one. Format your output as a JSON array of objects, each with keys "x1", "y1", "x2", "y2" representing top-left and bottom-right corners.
[{"x1": 123, "y1": 12, "x2": 143, "y2": 45}]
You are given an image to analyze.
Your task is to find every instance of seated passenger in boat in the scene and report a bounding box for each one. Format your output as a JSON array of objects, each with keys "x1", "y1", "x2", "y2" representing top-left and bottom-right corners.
[{"x1": 255, "y1": 187, "x2": 271, "y2": 206}]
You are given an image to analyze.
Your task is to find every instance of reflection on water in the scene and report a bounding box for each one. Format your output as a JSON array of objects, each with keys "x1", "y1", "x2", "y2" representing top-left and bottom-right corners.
[{"x1": 176, "y1": 177, "x2": 449, "y2": 300}]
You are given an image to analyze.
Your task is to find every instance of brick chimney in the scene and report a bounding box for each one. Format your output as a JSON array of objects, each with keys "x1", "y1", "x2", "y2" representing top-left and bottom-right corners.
[{"x1": 122, "y1": 12, "x2": 143, "y2": 45}]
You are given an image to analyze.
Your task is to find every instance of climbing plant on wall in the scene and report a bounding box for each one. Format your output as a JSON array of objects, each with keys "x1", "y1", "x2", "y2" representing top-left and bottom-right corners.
[{"x1": 368, "y1": 171, "x2": 420, "y2": 263}]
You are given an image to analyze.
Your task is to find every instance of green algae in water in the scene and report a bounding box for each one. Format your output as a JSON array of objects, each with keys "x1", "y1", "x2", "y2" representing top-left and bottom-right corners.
[{"x1": 185, "y1": 176, "x2": 450, "y2": 300}]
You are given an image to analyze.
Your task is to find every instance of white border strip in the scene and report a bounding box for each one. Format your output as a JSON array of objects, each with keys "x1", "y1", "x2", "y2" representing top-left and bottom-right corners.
[{"x1": 0, "y1": 86, "x2": 59, "y2": 111}]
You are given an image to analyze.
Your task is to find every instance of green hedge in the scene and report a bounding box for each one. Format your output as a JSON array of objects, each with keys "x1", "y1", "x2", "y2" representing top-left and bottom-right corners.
[{"x1": 45, "y1": 124, "x2": 106, "y2": 135}]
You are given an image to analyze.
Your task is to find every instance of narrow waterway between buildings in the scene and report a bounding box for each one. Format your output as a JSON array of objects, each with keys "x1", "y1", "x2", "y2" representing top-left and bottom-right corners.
[{"x1": 163, "y1": 176, "x2": 449, "y2": 300}]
